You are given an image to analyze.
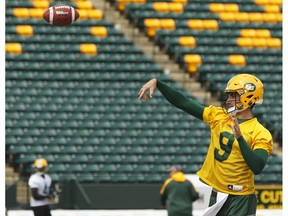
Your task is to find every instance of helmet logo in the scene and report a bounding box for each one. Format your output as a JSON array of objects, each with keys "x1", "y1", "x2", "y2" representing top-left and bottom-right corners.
[{"x1": 244, "y1": 83, "x2": 256, "y2": 92}]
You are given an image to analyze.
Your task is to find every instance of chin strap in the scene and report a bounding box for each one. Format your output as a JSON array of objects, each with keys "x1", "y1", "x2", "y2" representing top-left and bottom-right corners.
[
  {"x1": 227, "y1": 106, "x2": 238, "y2": 116},
  {"x1": 227, "y1": 106, "x2": 250, "y2": 117}
]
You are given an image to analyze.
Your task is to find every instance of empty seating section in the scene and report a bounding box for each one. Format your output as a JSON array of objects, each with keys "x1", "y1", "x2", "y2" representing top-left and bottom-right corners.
[
  {"x1": 6, "y1": 0, "x2": 282, "y2": 185},
  {"x1": 5, "y1": 0, "x2": 203, "y2": 183}
]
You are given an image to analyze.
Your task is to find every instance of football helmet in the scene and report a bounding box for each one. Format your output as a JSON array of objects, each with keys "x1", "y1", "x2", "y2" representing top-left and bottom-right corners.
[
  {"x1": 224, "y1": 74, "x2": 264, "y2": 114},
  {"x1": 34, "y1": 158, "x2": 48, "y2": 172}
]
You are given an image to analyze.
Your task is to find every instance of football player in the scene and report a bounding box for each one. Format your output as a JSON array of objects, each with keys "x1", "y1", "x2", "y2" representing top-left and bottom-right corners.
[
  {"x1": 138, "y1": 74, "x2": 273, "y2": 216},
  {"x1": 28, "y1": 158, "x2": 56, "y2": 216}
]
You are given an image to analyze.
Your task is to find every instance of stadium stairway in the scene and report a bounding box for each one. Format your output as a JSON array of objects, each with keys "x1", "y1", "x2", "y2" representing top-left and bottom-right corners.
[
  {"x1": 6, "y1": 164, "x2": 20, "y2": 186},
  {"x1": 93, "y1": 0, "x2": 220, "y2": 106}
]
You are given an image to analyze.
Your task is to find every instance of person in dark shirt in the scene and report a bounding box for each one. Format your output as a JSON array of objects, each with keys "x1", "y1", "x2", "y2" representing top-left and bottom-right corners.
[{"x1": 160, "y1": 165, "x2": 199, "y2": 216}]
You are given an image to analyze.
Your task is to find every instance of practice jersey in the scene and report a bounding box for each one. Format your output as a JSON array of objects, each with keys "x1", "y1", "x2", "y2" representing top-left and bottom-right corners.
[
  {"x1": 197, "y1": 105, "x2": 273, "y2": 195},
  {"x1": 28, "y1": 172, "x2": 52, "y2": 207}
]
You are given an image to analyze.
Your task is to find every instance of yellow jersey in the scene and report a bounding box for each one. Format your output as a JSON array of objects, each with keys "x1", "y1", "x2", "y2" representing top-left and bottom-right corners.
[{"x1": 197, "y1": 105, "x2": 273, "y2": 195}]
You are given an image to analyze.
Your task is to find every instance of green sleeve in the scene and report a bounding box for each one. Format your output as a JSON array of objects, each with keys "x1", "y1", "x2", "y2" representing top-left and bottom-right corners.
[
  {"x1": 160, "y1": 191, "x2": 167, "y2": 206},
  {"x1": 156, "y1": 79, "x2": 205, "y2": 120},
  {"x1": 189, "y1": 182, "x2": 200, "y2": 202},
  {"x1": 237, "y1": 136, "x2": 268, "y2": 175}
]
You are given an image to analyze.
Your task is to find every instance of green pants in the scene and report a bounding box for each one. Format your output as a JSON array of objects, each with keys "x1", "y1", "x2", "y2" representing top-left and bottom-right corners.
[{"x1": 209, "y1": 190, "x2": 257, "y2": 216}]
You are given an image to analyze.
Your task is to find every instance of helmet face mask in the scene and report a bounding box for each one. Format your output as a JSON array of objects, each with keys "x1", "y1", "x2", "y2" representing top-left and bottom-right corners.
[
  {"x1": 224, "y1": 74, "x2": 264, "y2": 115},
  {"x1": 223, "y1": 92, "x2": 242, "y2": 115}
]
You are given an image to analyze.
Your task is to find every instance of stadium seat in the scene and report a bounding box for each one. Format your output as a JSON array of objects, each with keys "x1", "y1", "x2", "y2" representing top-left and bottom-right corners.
[
  {"x1": 67, "y1": 164, "x2": 84, "y2": 172},
  {"x1": 110, "y1": 173, "x2": 129, "y2": 182},
  {"x1": 49, "y1": 164, "x2": 67, "y2": 173},
  {"x1": 77, "y1": 174, "x2": 95, "y2": 182}
]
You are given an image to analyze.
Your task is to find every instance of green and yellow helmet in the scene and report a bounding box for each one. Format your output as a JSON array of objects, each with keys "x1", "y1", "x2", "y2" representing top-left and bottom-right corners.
[{"x1": 225, "y1": 74, "x2": 264, "y2": 112}]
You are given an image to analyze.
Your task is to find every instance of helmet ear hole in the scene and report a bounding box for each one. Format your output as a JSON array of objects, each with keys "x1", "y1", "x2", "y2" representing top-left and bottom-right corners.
[{"x1": 246, "y1": 94, "x2": 253, "y2": 99}]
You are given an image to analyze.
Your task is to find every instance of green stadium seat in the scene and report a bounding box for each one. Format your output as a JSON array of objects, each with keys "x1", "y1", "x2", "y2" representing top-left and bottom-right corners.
[
  {"x1": 53, "y1": 154, "x2": 72, "y2": 163},
  {"x1": 263, "y1": 165, "x2": 282, "y2": 174},
  {"x1": 268, "y1": 155, "x2": 282, "y2": 165},
  {"x1": 89, "y1": 155, "x2": 107, "y2": 163},
  {"x1": 254, "y1": 174, "x2": 279, "y2": 184},
  {"x1": 96, "y1": 173, "x2": 111, "y2": 182},
  {"x1": 61, "y1": 173, "x2": 78, "y2": 181},
  {"x1": 49, "y1": 164, "x2": 67, "y2": 173},
  {"x1": 106, "y1": 155, "x2": 123, "y2": 163},
  {"x1": 71, "y1": 154, "x2": 90, "y2": 163},
  {"x1": 99, "y1": 164, "x2": 119, "y2": 172},
  {"x1": 7, "y1": 145, "x2": 28, "y2": 154},
  {"x1": 49, "y1": 173, "x2": 60, "y2": 181},
  {"x1": 116, "y1": 164, "x2": 135, "y2": 172},
  {"x1": 43, "y1": 145, "x2": 62, "y2": 153},
  {"x1": 145, "y1": 173, "x2": 163, "y2": 182},
  {"x1": 77, "y1": 174, "x2": 96, "y2": 182},
  {"x1": 67, "y1": 164, "x2": 84, "y2": 172},
  {"x1": 150, "y1": 165, "x2": 168, "y2": 173}
]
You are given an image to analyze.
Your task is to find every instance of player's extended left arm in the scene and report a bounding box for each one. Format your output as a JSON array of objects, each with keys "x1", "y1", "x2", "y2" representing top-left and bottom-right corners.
[
  {"x1": 237, "y1": 136, "x2": 268, "y2": 175},
  {"x1": 156, "y1": 79, "x2": 205, "y2": 120}
]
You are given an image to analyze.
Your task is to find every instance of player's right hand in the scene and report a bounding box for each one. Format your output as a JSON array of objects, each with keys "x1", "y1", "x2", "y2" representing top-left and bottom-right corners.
[{"x1": 138, "y1": 78, "x2": 157, "y2": 102}]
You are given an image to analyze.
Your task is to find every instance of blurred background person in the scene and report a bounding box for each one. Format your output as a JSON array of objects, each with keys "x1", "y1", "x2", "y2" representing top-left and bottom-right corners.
[
  {"x1": 160, "y1": 165, "x2": 199, "y2": 216},
  {"x1": 28, "y1": 158, "x2": 57, "y2": 216}
]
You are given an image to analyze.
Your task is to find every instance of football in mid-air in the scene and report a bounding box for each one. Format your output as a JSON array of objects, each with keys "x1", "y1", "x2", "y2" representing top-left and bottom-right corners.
[{"x1": 43, "y1": 4, "x2": 79, "y2": 27}]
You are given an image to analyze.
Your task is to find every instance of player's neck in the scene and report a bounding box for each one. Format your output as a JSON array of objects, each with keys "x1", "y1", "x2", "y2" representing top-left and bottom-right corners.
[{"x1": 236, "y1": 108, "x2": 254, "y2": 119}]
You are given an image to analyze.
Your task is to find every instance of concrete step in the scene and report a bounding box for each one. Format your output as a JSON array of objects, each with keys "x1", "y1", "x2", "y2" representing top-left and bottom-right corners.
[
  {"x1": 16, "y1": 181, "x2": 29, "y2": 204},
  {"x1": 6, "y1": 164, "x2": 20, "y2": 186}
]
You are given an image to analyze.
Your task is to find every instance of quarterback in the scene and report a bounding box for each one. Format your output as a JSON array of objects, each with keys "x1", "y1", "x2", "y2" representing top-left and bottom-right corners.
[{"x1": 138, "y1": 74, "x2": 273, "y2": 216}]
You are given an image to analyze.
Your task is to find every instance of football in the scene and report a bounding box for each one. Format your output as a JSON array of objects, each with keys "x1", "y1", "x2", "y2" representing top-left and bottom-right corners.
[{"x1": 43, "y1": 4, "x2": 79, "y2": 27}]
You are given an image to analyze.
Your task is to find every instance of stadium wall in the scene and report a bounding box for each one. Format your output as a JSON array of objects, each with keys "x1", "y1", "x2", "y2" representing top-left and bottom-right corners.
[
  {"x1": 59, "y1": 181, "x2": 164, "y2": 209},
  {"x1": 6, "y1": 175, "x2": 282, "y2": 210}
]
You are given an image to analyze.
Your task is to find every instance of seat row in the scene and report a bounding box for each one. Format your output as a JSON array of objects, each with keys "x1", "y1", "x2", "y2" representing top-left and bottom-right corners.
[
  {"x1": 124, "y1": 2, "x2": 282, "y2": 13},
  {"x1": 6, "y1": 61, "x2": 162, "y2": 72},
  {"x1": 6, "y1": 53, "x2": 153, "y2": 63},
  {"x1": 16, "y1": 154, "x2": 282, "y2": 183},
  {"x1": 6, "y1": 43, "x2": 143, "y2": 55},
  {"x1": 6, "y1": 17, "x2": 112, "y2": 27}
]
